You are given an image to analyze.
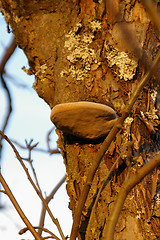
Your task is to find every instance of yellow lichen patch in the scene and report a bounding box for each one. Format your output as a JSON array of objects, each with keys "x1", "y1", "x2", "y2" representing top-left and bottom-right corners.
[
  {"x1": 61, "y1": 21, "x2": 101, "y2": 81},
  {"x1": 105, "y1": 44, "x2": 138, "y2": 81}
]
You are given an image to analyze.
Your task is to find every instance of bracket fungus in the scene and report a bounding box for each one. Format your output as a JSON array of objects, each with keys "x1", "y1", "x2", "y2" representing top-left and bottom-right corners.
[{"x1": 50, "y1": 101, "x2": 117, "y2": 140}]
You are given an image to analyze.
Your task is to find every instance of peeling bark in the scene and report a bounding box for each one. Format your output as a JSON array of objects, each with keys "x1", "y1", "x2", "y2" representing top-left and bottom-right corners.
[{"x1": 0, "y1": 0, "x2": 160, "y2": 239}]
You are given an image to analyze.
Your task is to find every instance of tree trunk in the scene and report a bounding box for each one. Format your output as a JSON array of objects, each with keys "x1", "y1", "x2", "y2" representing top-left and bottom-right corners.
[{"x1": 0, "y1": 0, "x2": 159, "y2": 239}]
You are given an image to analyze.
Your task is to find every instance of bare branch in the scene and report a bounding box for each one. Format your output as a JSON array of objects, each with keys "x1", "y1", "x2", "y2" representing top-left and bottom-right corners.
[
  {"x1": 0, "y1": 130, "x2": 65, "y2": 240},
  {"x1": 38, "y1": 175, "x2": 66, "y2": 236},
  {"x1": 0, "y1": 37, "x2": 17, "y2": 73},
  {"x1": 0, "y1": 37, "x2": 16, "y2": 122},
  {"x1": 103, "y1": 153, "x2": 160, "y2": 240},
  {"x1": 70, "y1": 44, "x2": 160, "y2": 240},
  {"x1": 24, "y1": 139, "x2": 42, "y2": 193},
  {"x1": 42, "y1": 237, "x2": 59, "y2": 240},
  {"x1": 0, "y1": 37, "x2": 17, "y2": 159},
  {"x1": 0, "y1": 74, "x2": 12, "y2": 133},
  {"x1": 0, "y1": 189, "x2": 6, "y2": 194},
  {"x1": 11, "y1": 137, "x2": 60, "y2": 155},
  {"x1": 0, "y1": 172, "x2": 42, "y2": 240},
  {"x1": 19, "y1": 226, "x2": 60, "y2": 240}
]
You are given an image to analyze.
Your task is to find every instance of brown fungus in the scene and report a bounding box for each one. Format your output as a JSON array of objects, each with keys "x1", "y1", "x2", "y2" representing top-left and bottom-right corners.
[{"x1": 50, "y1": 101, "x2": 117, "y2": 139}]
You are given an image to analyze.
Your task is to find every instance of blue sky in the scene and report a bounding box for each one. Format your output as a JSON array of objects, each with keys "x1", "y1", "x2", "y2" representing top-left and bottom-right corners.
[{"x1": 0, "y1": 13, "x2": 72, "y2": 239}]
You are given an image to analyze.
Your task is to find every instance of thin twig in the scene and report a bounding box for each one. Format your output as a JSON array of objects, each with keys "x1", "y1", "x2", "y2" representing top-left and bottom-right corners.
[
  {"x1": 0, "y1": 130, "x2": 66, "y2": 240},
  {"x1": 0, "y1": 172, "x2": 42, "y2": 240},
  {"x1": 0, "y1": 37, "x2": 17, "y2": 73},
  {"x1": 0, "y1": 74, "x2": 12, "y2": 134},
  {"x1": 42, "y1": 237, "x2": 55, "y2": 239},
  {"x1": 70, "y1": 46, "x2": 160, "y2": 240},
  {"x1": 19, "y1": 226, "x2": 60, "y2": 240},
  {"x1": 24, "y1": 139, "x2": 42, "y2": 193},
  {"x1": 0, "y1": 37, "x2": 17, "y2": 160},
  {"x1": 11, "y1": 139, "x2": 60, "y2": 154},
  {"x1": 47, "y1": 128, "x2": 55, "y2": 153},
  {"x1": 0, "y1": 37, "x2": 17, "y2": 132},
  {"x1": 42, "y1": 237, "x2": 59, "y2": 240},
  {"x1": 103, "y1": 153, "x2": 160, "y2": 240},
  {"x1": 86, "y1": 157, "x2": 120, "y2": 240},
  {"x1": 0, "y1": 190, "x2": 6, "y2": 194},
  {"x1": 38, "y1": 175, "x2": 66, "y2": 236}
]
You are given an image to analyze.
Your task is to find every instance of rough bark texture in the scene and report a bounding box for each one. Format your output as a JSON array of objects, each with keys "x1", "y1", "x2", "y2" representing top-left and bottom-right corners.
[{"x1": 0, "y1": 0, "x2": 160, "y2": 239}]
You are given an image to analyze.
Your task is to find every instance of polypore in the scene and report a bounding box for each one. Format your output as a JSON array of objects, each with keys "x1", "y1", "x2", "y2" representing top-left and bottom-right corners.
[{"x1": 50, "y1": 101, "x2": 117, "y2": 140}]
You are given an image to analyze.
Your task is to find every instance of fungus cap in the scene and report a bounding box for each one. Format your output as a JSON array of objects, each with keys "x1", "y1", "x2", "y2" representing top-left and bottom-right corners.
[{"x1": 50, "y1": 101, "x2": 117, "y2": 139}]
